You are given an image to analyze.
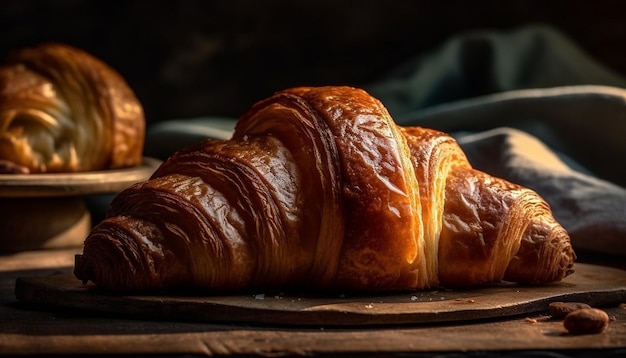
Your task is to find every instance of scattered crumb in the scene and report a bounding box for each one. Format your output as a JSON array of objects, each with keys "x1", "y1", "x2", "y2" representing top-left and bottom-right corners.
[{"x1": 524, "y1": 315, "x2": 550, "y2": 323}]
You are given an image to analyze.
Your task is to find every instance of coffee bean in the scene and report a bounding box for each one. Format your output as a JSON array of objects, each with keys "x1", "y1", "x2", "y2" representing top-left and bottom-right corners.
[
  {"x1": 549, "y1": 302, "x2": 592, "y2": 318},
  {"x1": 563, "y1": 308, "x2": 609, "y2": 335}
]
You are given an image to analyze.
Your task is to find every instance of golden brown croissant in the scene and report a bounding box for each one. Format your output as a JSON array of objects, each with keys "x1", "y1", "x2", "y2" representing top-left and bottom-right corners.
[
  {"x1": 74, "y1": 86, "x2": 575, "y2": 293},
  {"x1": 0, "y1": 42, "x2": 145, "y2": 173}
]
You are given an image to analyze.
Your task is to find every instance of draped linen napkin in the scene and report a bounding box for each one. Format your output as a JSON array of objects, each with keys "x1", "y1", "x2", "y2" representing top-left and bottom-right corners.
[
  {"x1": 384, "y1": 87, "x2": 626, "y2": 257},
  {"x1": 145, "y1": 25, "x2": 626, "y2": 257}
]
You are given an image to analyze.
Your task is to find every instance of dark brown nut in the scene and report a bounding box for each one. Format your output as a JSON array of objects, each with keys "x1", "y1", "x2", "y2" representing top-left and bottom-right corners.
[
  {"x1": 563, "y1": 308, "x2": 609, "y2": 335},
  {"x1": 549, "y1": 302, "x2": 592, "y2": 318}
]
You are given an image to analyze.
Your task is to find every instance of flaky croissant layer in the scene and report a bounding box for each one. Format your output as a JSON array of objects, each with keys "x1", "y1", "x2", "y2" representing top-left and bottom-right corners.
[{"x1": 74, "y1": 86, "x2": 575, "y2": 293}]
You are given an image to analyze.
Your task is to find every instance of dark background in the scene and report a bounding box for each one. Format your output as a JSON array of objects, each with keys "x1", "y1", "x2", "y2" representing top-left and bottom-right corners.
[{"x1": 2, "y1": 0, "x2": 626, "y2": 124}]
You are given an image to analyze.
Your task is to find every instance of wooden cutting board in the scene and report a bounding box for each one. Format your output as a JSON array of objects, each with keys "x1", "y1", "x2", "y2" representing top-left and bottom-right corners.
[{"x1": 15, "y1": 263, "x2": 626, "y2": 327}]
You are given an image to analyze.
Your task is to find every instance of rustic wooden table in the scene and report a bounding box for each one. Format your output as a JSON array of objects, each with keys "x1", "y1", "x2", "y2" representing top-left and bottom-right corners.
[{"x1": 1, "y1": 248, "x2": 625, "y2": 357}]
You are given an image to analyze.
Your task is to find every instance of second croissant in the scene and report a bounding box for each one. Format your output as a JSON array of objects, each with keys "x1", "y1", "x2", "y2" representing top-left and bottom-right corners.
[{"x1": 74, "y1": 86, "x2": 576, "y2": 293}]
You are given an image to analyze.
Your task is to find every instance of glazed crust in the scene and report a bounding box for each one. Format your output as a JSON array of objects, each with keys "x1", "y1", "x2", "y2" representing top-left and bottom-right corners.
[
  {"x1": 74, "y1": 86, "x2": 575, "y2": 293},
  {"x1": 0, "y1": 42, "x2": 144, "y2": 173}
]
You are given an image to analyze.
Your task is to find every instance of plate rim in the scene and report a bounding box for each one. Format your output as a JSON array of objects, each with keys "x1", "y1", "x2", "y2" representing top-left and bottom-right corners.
[{"x1": 0, "y1": 156, "x2": 161, "y2": 197}]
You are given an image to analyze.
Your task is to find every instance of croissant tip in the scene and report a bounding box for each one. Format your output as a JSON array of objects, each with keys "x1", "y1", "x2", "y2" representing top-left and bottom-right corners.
[{"x1": 74, "y1": 254, "x2": 91, "y2": 284}]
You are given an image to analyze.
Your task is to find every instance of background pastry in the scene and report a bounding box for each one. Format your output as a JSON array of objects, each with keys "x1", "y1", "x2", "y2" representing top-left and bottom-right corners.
[{"x1": 0, "y1": 42, "x2": 145, "y2": 174}]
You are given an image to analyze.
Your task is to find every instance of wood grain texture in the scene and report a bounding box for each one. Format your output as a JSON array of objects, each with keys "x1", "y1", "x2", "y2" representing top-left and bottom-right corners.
[
  {"x1": 14, "y1": 263, "x2": 626, "y2": 327},
  {"x1": 2, "y1": 249, "x2": 626, "y2": 356},
  {"x1": 0, "y1": 157, "x2": 161, "y2": 252}
]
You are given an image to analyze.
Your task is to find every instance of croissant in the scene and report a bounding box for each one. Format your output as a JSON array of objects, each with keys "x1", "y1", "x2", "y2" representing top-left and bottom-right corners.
[
  {"x1": 0, "y1": 42, "x2": 144, "y2": 173},
  {"x1": 74, "y1": 86, "x2": 575, "y2": 292}
]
